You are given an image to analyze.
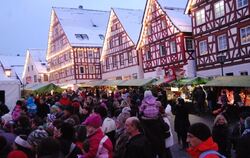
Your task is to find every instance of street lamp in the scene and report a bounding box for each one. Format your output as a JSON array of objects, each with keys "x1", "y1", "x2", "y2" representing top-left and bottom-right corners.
[{"x1": 217, "y1": 53, "x2": 226, "y2": 76}]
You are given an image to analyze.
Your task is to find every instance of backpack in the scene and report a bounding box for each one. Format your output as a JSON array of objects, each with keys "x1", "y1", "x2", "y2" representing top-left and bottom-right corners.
[
  {"x1": 96, "y1": 135, "x2": 109, "y2": 158},
  {"x1": 199, "y1": 150, "x2": 226, "y2": 158}
]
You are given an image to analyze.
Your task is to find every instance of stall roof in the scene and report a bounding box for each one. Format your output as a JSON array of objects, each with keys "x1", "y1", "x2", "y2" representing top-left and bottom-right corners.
[
  {"x1": 24, "y1": 83, "x2": 50, "y2": 91},
  {"x1": 78, "y1": 80, "x2": 106, "y2": 87},
  {"x1": 204, "y1": 76, "x2": 250, "y2": 87},
  {"x1": 174, "y1": 77, "x2": 209, "y2": 86},
  {"x1": 118, "y1": 78, "x2": 154, "y2": 86},
  {"x1": 99, "y1": 80, "x2": 125, "y2": 86}
]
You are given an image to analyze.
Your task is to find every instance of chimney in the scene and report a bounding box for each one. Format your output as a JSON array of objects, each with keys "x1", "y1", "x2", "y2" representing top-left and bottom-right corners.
[{"x1": 79, "y1": 5, "x2": 83, "y2": 9}]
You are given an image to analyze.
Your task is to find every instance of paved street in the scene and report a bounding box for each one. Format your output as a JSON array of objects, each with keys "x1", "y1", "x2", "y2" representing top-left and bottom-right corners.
[{"x1": 169, "y1": 114, "x2": 215, "y2": 158}]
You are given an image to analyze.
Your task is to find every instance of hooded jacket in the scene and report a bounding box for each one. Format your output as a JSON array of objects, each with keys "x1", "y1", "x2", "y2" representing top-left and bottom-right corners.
[{"x1": 187, "y1": 137, "x2": 219, "y2": 158}]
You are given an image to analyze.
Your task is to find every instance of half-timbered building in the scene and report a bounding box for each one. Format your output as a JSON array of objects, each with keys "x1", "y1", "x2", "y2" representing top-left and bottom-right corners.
[
  {"x1": 185, "y1": 0, "x2": 250, "y2": 77},
  {"x1": 46, "y1": 7, "x2": 109, "y2": 88},
  {"x1": 22, "y1": 49, "x2": 48, "y2": 85},
  {"x1": 137, "y1": 0, "x2": 195, "y2": 81},
  {"x1": 101, "y1": 8, "x2": 144, "y2": 80}
]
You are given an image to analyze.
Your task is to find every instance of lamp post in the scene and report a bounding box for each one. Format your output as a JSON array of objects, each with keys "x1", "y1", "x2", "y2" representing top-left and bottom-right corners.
[{"x1": 217, "y1": 54, "x2": 226, "y2": 76}]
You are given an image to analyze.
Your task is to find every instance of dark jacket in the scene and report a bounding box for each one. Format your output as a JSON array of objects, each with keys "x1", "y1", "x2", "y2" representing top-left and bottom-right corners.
[
  {"x1": 58, "y1": 139, "x2": 82, "y2": 158},
  {"x1": 124, "y1": 134, "x2": 153, "y2": 158},
  {"x1": 173, "y1": 104, "x2": 190, "y2": 135},
  {"x1": 212, "y1": 124, "x2": 231, "y2": 157},
  {"x1": 236, "y1": 130, "x2": 250, "y2": 158}
]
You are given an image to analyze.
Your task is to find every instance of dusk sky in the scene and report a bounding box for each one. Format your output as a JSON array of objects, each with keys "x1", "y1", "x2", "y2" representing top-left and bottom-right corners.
[{"x1": 0, "y1": 0, "x2": 146, "y2": 56}]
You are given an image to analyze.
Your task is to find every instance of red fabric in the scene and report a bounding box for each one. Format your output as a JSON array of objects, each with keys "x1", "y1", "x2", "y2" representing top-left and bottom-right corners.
[
  {"x1": 84, "y1": 128, "x2": 113, "y2": 158},
  {"x1": 59, "y1": 98, "x2": 71, "y2": 106},
  {"x1": 7, "y1": 150, "x2": 28, "y2": 158},
  {"x1": 187, "y1": 137, "x2": 219, "y2": 158}
]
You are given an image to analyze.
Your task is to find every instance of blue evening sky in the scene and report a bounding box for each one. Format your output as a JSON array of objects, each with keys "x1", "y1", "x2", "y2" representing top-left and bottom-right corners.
[{"x1": 0, "y1": 0, "x2": 146, "y2": 56}]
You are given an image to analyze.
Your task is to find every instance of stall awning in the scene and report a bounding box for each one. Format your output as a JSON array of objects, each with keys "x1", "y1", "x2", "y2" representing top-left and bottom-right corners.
[
  {"x1": 78, "y1": 80, "x2": 106, "y2": 87},
  {"x1": 174, "y1": 77, "x2": 209, "y2": 86},
  {"x1": 118, "y1": 78, "x2": 154, "y2": 86},
  {"x1": 204, "y1": 76, "x2": 250, "y2": 87},
  {"x1": 99, "y1": 80, "x2": 125, "y2": 86},
  {"x1": 24, "y1": 83, "x2": 50, "y2": 91}
]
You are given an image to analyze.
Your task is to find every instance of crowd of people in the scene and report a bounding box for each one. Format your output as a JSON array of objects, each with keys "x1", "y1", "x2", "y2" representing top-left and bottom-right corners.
[{"x1": 0, "y1": 87, "x2": 250, "y2": 158}]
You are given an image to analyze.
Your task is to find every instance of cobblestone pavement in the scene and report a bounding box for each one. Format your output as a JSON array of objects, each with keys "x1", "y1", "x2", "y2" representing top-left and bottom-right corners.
[{"x1": 169, "y1": 114, "x2": 215, "y2": 158}]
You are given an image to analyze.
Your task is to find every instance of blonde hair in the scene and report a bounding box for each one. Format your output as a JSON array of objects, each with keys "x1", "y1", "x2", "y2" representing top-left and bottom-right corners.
[{"x1": 214, "y1": 114, "x2": 228, "y2": 125}]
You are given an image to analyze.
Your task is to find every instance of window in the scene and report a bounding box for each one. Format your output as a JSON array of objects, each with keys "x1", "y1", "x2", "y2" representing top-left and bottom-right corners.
[
  {"x1": 106, "y1": 58, "x2": 110, "y2": 70},
  {"x1": 75, "y1": 34, "x2": 89, "y2": 40},
  {"x1": 240, "y1": 71, "x2": 248, "y2": 76},
  {"x1": 43, "y1": 74, "x2": 48, "y2": 81},
  {"x1": 160, "y1": 45, "x2": 166, "y2": 56},
  {"x1": 89, "y1": 66, "x2": 94, "y2": 74},
  {"x1": 34, "y1": 75, "x2": 37, "y2": 82},
  {"x1": 99, "y1": 34, "x2": 105, "y2": 40},
  {"x1": 112, "y1": 55, "x2": 117, "y2": 67},
  {"x1": 78, "y1": 50, "x2": 83, "y2": 58},
  {"x1": 120, "y1": 54, "x2": 124, "y2": 65},
  {"x1": 240, "y1": 26, "x2": 250, "y2": 44},
  {"x1": 196, "y1": 9, "x2": 205, "y2": 25},
  {"x1": 162, "y1": 21, "x2": 166, "y2": 29},
  {"x1": 237, "y1": 0, "x2": 248, "y2": 8},
  {"x1": 79, "y1": 67, "x2": 84, "y2": 74},
  {"x1": 88, "y1": 51, "x2": 93, "y2": 59},
  {"x1": 170, "y1": 41, "x2": 176, "y2": 54},
  {"x1": 146, "y1": 51, "x2": 151, "y2": 60},
  {"x1": 199, "y1": 40, "x2": 208, "y2": 55},
  {"x1": 214, "y1": 0, "x2": 225, "y2": 18},
  {"x1": 31, "y1": 65, "x2": 34, "y2": 71},
  {"x1": 28, "y1": 66, "x2": 29, "y2": 72},
  {"x1": 186, "y1": 38, "x2": 194, "y2": 50},
  {"x1": 147, "y1": 25, "x2": 152, "y2": 35},
  {"x1": 217, "y1": 34, "x2": 227, "y2": 51},
  {"x1": 128, "y1": 52, "x2": 133, "y2": 63}
]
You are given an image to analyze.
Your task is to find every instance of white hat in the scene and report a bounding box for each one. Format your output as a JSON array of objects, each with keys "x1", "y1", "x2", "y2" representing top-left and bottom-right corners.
[{"x1": 144, "y1": 90, "x2": 153, "y2": 98}]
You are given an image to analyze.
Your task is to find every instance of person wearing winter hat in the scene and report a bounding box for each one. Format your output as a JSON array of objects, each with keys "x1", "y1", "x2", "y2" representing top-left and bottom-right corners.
[
  {"x1": 13, "y1": 135, "x2": 33, "y2": 157},
  {"x1": 80, "y1": 113, "x2": 113, "y2": 158},
  {"x1": 186, "y1": 122, "x2": 220, "y2": 158},
  {"x1": 140, "y1": 90, "x2": 161, "y2": 119},
  {"x1": 27, "y1": 127, "x2": 49, "y2": 148}
]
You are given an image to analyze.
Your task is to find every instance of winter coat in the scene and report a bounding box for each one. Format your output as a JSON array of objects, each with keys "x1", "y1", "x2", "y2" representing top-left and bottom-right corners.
[
  {"x1": 212, "y1": 124, "x2": 231, "y2": 157},
  {"x1": 59, "y1": 98, "x2": 71, "y2": 106},
  {"x1": 140, "y1": 97, "x2": 160, "y2": 119},
  {"x1": 163, "y1": 116, "x2": 174, "y2": 148},
  {"x1": 83, "y1": 128, "x2": 113, "y2": 158},
  {"x1": 114, "y1": 129, "x2": 129, "y2": 158},
  {"x1": 173, "y1": 104, "x2": 190, "y2": 135},
  {"x1": 26, "y1": 97, "x2": 37, "y2": 114},
  {"x1": 124, "y1": 134, "x2": 153, "y2": 158},
  {"x1": 187, "y1": 137, "x2": 219, "y2": 158},
  {"x1": 236, "y1": 129, "x2": 250, "y2": 158},
  {"x1": 58, "y1": 138, "x2": 82, "y2": 158}
]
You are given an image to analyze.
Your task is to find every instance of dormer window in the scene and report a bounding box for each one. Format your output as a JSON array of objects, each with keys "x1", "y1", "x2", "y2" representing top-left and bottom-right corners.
[
  {"x1": 99, "y1": 34, "x2": 105, "y2": 40},
  {"x1": 75, "y1": 34, "x2": 89, "y2": 40}
]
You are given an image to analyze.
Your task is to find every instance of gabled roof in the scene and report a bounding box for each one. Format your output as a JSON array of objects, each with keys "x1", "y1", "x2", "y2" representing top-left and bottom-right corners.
[
  {"x1": 0, "y1": 55, "x2": 25, "y2": 80},
  {"x1": 53, "y1": 7, "x2": 109, "y2": 47},
  {"x1": 28, "y1": 49, "x2": 47, "y2": 74},
  {"x1": 112, "y1": 8, "x2": 143, "y2": 44},
  {"x1": 157, "y1": 0, "x2": 191, "y2": 32}
]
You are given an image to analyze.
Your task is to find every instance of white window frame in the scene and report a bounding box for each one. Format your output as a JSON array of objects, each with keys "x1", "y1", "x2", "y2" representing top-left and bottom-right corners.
[
  {"x1": 217, "y1": 34, "x2": 228, "y2": 51},
  {"x1": 159, "y1": 45, "x2": 166, "y2": 56},
  {"x1": 88, "y1": 51, "x2": 93, "y2": 59},
  {"x1": 237, "y1": 0, "x2": 248, "y2": 9},
  {"x1": 170, "y1": 41, "x2": 176, "y2": 54},
  {"x1": 196, "y1": 9, "x2": 205, "y2": 25},
  {"x1": 79, "y1": 66, "x2": 84, "y2": 74},
  {"x1": 240, "y1": 26, "x2": 250, "y2": 45},
  {"x1": 199, "y1": 40, "x2": 208, "y2": 55},
  {"x1": 214, "y1": 0, "x2": 225, "y2": 18},
  {"x1": 186, "y1": 38, "x2": 194, "y2": 50},
  {"x1": 89, "y1": 66, "x2": 95, "y2": 74}
]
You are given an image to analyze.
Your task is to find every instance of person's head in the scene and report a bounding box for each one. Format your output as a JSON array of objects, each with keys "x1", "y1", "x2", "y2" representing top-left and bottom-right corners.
[
  {"x1": 82, "y1": 113, "x2": 102, "y2": 136},
  {"x1": 244, "y1": 117, "x2": 250, "y2": 129},
  {"x1": 13, "y1": 135, "x2": 32, "y2": 155},
  {"x1": 214, "y1": 114, "x2": 228, "y2": 126},
  {"x1": 177, "y1": 97, "x2": 185, "y2": 105},
  {"x1": 75, "y1": 125, "x2": 87, "y2": 142},
  {"x1": 94, "y1": 106, "x2": 108, "y2": 119},
  {"x1": 17, "y1": 115, "x2": 30, "y2": 128},
  {"x1": 144, "y1": 90, "x2": 153, "y2": 99},
  {"x1": 58, "y1": 122, "x2": 75, "y2": 140},
  {"x1": 125, "y1": 117, "x2": 141, "y2": 136},
  {"x1": 36, "y1": 137, "x2": 61, "y2": 158},
  {"x1": 27, "y1": 127, "x2": 49, "y2": 148},
  {"x1": 63, "y1": 106, "x2": 74, "y2": 117},
  {"x1": 7, "y1": 150, "x2": 28, "y2": 158},
  {"x1": 187, "y1": 123, "x2": 211, "y2": 148}
]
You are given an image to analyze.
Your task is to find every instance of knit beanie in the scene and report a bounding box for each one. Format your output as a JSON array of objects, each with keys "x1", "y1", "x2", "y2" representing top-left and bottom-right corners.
[
  {"x1": 7, "y1": 150, "x2": 28, "y2": 158},
  {"x1": 188, "y1": 123, "x2": 211, "y2": 141},
  {"x1": 82, "y1": 113, "x2": 102, "y2": 128},
  {"x1": 27, "y1": 127, "x2": 48, "y2": 146},
  {"x1": 14, "y1": 135, "x2": 32, "y2": 149}
]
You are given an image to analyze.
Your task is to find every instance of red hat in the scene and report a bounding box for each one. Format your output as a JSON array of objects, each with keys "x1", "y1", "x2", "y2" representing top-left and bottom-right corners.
[
  {"x1": 82, "y1": 113, "x2": 102, "y2": 128},
  {"x1": 8, "y1": 150, "x2": 28, "y2": 158}
]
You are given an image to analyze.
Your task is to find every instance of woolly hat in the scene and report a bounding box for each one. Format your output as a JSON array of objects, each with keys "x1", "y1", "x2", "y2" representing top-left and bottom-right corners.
[
  {"x1": 27, "y1": 127, "x2": 48, "y2": 146},
  {"x1": 188, "y1": 123, "x2": 211, "y2": 141},
  {"x1": 14, "y1": 135, "x2": 32, "y2": 149},
  {"x1": 47, "y1": 114, "x2": 56, "y2": 122},
  {"x1": 82, "y1": 113, "x2": 102, "y2": 128},
  {"x1": 144, "y1": 90, "x2": 153, "y2": 98},
  {"x1": 7, "y1": 150, "x2": 28, "y2": 158}
]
